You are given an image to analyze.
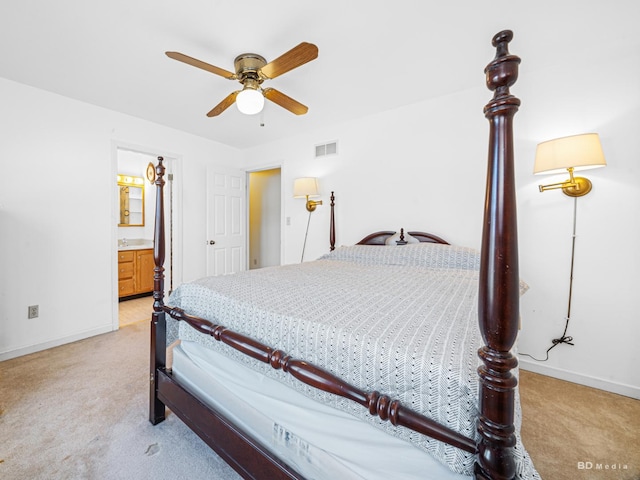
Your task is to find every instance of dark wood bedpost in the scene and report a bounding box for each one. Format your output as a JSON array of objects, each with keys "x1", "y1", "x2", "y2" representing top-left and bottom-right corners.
[
  {"x1": 475, "y1": 31, "x2": 521, "y2": 480},
  {"x1": 149, "y1": 156, "x2": 167, "y2": 425},
  {"x1": 329, "y1": 191, "x2": 336, "y2": 251}
]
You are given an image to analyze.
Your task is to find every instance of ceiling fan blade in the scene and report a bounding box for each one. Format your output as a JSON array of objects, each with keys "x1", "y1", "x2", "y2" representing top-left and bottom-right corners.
[
  {"x1": 260, "y1": 42, "x2": 318, "y2": 79},
  {"x1": 263, "y1": 88, "x2": 308, "y2": 115},
  {"x1": 207, "y1": 91, "x2": 239, "y2": 117},
  {"x1": 166, "y1": 51, "x2": 236, "y2": 79}
]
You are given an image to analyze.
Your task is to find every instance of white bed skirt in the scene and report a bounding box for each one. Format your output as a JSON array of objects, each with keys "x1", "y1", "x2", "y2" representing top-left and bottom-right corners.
[{"x1": 172, "y1": 340, "x2": 471, "y2": 480}]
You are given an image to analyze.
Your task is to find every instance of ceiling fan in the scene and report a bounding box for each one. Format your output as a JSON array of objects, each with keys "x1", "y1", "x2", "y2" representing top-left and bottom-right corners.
[{"x1": 165, "y1": 42, "x2": 318, "y2": 117}]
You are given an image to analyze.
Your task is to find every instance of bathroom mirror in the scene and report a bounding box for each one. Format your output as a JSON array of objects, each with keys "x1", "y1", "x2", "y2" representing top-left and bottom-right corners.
[{"x1": 117, "y1": 175, "x2": 145, "y2": 227}]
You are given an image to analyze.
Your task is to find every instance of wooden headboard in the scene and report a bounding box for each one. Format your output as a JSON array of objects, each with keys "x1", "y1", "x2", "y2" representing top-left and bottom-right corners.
[{"x1": 357, "y1": 228, "x2": 449, "y2": 246}]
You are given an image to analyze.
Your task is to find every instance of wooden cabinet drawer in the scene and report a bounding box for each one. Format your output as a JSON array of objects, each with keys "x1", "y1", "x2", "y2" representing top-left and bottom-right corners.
[
  {"x1": 118, "y1": 251, "x2": 135, "y2": 263},
  {"x1": 118, "y1": 261, "x2": 134, "y2": 279},
  {"x1": 118, "y1": 279, "x2": 135, "y2": 296}
]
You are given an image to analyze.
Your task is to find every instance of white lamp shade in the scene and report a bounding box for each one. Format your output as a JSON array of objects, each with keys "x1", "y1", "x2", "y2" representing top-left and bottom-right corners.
[
  {"x1": 534, "y1": 133, "x2": 607, "y2": 175},
  {"x1": 236, "y1": 88, "x2": 264, "y2": 115},
  {"x1": 293, "y1": 177, "x2": 319, "y2": 198}
]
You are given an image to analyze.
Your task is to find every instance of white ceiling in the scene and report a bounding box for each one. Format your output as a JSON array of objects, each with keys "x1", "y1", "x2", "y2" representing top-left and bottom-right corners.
[{"x1": 1, "y1": 1, "x2": 636, "y2": 150}]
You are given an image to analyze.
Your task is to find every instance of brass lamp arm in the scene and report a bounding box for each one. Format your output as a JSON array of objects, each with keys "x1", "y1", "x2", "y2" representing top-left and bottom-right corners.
[
  {"x1": 538, "y1": 180, "x2": 572, "y2": 192},
  {"x1": 538, "y1": 167, "x2": 593, "y2": 197}
]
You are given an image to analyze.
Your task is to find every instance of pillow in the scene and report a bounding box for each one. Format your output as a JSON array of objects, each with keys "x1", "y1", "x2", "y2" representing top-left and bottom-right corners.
[
  {"x1": 384, "y1": 231, "x2": 420, "y2": 245},
  {"x1": 324, "y1": 243, "x2": 481, "y2": 270}
]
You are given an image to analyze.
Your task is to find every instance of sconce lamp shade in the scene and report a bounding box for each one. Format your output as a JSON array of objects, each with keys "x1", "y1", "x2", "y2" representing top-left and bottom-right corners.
[
  {"x1": 294, "y1": 177, "x2": 322, "y2": 213},
  {"x1": 293, "y1": 177, "x2": 320, "y2": 198},
  {"x1": 534, "y1": 133, "x2": 607, "y2": 175}
]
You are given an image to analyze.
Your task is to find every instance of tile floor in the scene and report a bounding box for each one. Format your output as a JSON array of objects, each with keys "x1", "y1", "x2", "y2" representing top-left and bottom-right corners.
[{"x1": 119, "y1": 295, "x2": 153, "y2": 327}]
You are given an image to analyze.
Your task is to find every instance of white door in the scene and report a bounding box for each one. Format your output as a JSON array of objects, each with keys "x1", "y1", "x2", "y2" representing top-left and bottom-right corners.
[{"x1": 206, "y1": 166, "x2": 246, "y2": 276}]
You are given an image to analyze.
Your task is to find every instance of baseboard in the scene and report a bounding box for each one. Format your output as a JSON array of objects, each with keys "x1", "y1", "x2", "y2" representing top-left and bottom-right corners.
[
  {"x1": 0, "y1": 325, "x2": 115, "y2": 362},
  {"x1": 519, "y1": 359, "x2": 640, "y2": 400}
]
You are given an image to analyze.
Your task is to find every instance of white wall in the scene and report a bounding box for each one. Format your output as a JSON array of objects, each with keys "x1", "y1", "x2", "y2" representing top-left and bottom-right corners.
[
  {"x1": 0, "y1": 77, "x2": 240, "y2": 360},
  {"x1": 513, "y1": 41, "x2": 640, "y2": 398},
  {"x1": 243, "y1": 47, "x2": 640, "y2": 398},
  {"x1": 243, "y1": 87, "x2": 488, "y2": 263}
]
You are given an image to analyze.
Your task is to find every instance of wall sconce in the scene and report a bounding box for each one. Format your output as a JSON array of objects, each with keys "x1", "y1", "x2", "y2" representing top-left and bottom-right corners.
[
  {"x1": 533, "y1": 133, "x2": 607, "y2": 197},
  {"x1": 293, "y1": 177, "x2": 323, "y2": 212},
  {"x1": 522, "y1": 133, "x2": 607, "y2": 362},
  {"x1": 293, "y1": 177, "x2": 322, "y2": 262}
]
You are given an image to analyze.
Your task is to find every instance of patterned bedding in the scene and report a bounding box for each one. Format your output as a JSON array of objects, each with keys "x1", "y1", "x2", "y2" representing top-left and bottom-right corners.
[{"x1": 167, "y1": 243, "x2": 538, "y2": 478}]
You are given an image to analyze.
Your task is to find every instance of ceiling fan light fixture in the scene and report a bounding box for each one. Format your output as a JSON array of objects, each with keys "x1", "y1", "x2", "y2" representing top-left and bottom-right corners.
[
  {"x1": 236, "y1": 88, "x2": 264, "y2": 115},
  {"x1": 166, "y1": 42, "x2": 318, "y2": 117}
]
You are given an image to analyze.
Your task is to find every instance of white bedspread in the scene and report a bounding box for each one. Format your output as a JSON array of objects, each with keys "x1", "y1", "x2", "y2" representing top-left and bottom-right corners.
[{"x1": 168, "y1": 243, "x2": 538, "y2": 478}]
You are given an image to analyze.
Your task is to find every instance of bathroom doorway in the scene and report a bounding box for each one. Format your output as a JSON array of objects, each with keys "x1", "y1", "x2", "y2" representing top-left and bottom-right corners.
[
  {"x1": 114, "y1": 146, "x2": 178, "y2": 328},
  {"x1": 248, "y1": 168, "x2": 282, "y2": 269}
]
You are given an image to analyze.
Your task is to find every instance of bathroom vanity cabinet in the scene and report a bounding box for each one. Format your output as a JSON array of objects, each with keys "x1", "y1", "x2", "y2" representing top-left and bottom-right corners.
[{"x1": 118, "y1": 248, "x2": 154, "y2": 298}]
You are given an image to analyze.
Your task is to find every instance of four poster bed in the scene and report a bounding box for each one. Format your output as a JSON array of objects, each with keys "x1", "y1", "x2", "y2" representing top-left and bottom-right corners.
[{"x1": 149, "y1": 31, "x2": 539, "y2": 479}]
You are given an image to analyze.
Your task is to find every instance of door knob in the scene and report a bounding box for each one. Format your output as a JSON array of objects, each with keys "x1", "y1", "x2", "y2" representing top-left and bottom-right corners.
[{"x1": 208, "y1": 240, "x2": 216, "y2": 245}]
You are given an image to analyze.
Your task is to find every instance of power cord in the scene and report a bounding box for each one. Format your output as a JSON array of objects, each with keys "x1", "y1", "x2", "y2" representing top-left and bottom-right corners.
[
  {"x1": 519, "y1": 318, "x2": 573, "y2": 362},
  {"x1": 520, "y1": 197, "x2": 579, "y2": 362},
  {"x1": 300, "y1": 210, "x2": 312, "y2": 263}
]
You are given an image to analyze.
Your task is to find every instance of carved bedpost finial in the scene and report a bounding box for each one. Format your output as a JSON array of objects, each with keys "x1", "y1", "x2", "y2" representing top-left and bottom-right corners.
[
  {"x1": 492, "y1": 30, "x2": 513, "y2": 56},
  {"x1": 485, "y1": 30, "x2": 521, "y2": 101},
  {"x1": 396, "y1": 228, "x2": 407, "y2": 245}
]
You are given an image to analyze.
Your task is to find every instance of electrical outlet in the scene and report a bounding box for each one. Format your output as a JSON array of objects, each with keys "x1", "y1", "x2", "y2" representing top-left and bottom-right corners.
[{"x1": 28, "y1": 305, "x2": 39, "y2": 319}]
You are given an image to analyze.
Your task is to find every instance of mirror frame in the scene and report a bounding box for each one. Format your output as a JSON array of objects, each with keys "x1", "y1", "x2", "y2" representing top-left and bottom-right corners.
[{"x1": 117, "y1": 174, "x2": 145, "y2": 227}]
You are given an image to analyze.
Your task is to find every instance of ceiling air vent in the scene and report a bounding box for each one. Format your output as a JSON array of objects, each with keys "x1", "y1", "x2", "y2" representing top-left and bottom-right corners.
[{"x1": 315, "y1": 141, "x2": 338, "y2": 158}]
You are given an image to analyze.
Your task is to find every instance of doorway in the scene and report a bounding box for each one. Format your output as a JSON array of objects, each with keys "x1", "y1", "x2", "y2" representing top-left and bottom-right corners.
[
  {"x1": 248, "y1": 168, "x2": 281, "y2": 269},
  {"x1": 114, "y1": 147, "x2": 177, "y2": 329}
]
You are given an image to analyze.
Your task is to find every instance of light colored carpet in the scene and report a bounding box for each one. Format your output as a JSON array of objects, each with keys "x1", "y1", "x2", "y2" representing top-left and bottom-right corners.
[
  {"x1": 518, "y1": 369, "x2": 640, "y2": 480},
  {"x1": 0, "y1": 320, "x2": 241, "y2": 480},
  {"x1": 1, "y1": 319, "x2": 638, "y2": 479}
]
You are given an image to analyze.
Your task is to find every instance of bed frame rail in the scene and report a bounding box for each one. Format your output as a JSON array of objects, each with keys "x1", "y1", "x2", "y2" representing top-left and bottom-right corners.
[{"x1": 163, "y1": 304, "x2": 477, "y2": 454}]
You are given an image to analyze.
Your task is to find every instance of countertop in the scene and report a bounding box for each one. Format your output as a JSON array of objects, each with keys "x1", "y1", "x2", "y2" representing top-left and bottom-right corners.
[{"x1": 117, "y1": 240, "x2": 153, "y2": 251}]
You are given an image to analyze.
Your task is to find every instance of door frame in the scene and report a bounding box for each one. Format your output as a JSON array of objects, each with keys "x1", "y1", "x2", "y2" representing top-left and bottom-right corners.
[
  {"x1": 110, "y1": 140, "x2": 183, "y2": 330},
  {"x1": 246, "y1": 164, "x2": 284, "y2": 269}
]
